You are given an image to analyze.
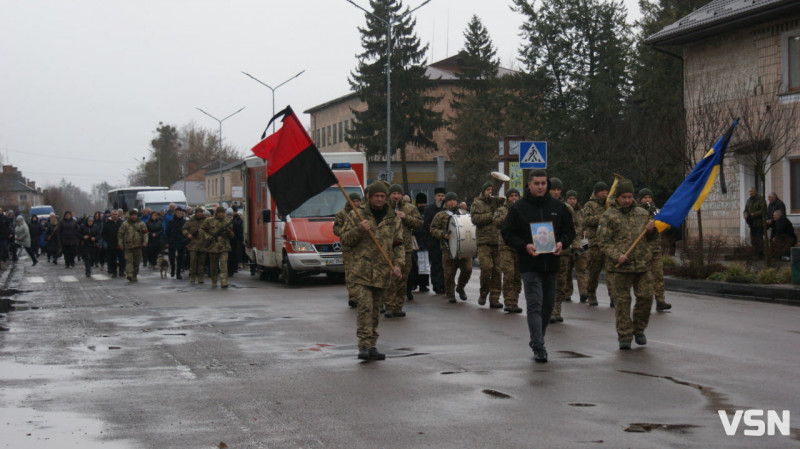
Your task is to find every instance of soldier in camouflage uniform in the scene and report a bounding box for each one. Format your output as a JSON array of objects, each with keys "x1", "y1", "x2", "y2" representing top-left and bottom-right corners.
[
  {"x1": 117, "y1": 208, "x2": 148, "y2": 282},
  {"x1": 430, "y1": 192, "x2": 472, "y2": 303},
  {"x1": 385, "y1": 184, "x2": 423, "y2": 318},
  {"x1": 638, "y1": 188, "x2": 672, "y2": 311},
  {"x1": 471, "y1": 181, "x2": 503, "y2": 308},
  {"x1": 551, "y1": 181, "x2": 584, "y2": 323},
  {"x1": 598, "y1": 180, "x2": 657, "y2": 349},
  {"x1": 200, "y1": 206, "x2": 234, "y2": 288},
  {"x1": 182, "y1": 207, "x2": 207, "y2": 284},
  {"x1": 334, "y1": 192, "x2": 361, "y2": 308},
  {"x1": 583, "y1": 181, "x2": 609, "y2": 306},
  {"x1": 744, "y1": 187, "x2": 767, "y2": 258},
  {"x1": 494, "y1": 188, "x2": 522, "y2": 313},
  {"x1": 341, "y1": 182, "x2": 404, "y2": 361},
  {"x1": 566, "y1": 191, "x2": 589, "y2": 301}
]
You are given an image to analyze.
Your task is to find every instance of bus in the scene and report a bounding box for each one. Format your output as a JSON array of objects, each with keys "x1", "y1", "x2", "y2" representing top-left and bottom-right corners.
[{"x1": 107, "y1": 186, "x2": 168, "y2": 212}]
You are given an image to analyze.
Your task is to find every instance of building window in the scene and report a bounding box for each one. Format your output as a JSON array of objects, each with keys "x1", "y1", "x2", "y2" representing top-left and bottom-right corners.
[
  {"x1": 19, "y1": 194, "x2": 28, "y2": 202},
  {"x1": 332, "y1": 123, "x2": 338, "y2": 144},
  {"x1": 316, "y1": 129, "x2": 321, "y2": 146},
  {"x1": 339, "y1": 122, "x2": 344, "y2": 144},
  {"x1": 327, "y1": 126, "x2": 331, "y2": 145},
  {"x1": 790, "y1": 159, "x2": 800, "y2": 213},
  {"x1": 789, "y1": 35, "x2": 799, "y2": 92},
  {"x1": 221, "y1": 176, "x2": 225, "y2": 195}
]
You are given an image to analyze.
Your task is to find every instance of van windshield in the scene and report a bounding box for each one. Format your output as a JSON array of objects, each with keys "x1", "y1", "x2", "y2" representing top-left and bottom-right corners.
[
  {"x1": 290, "y1": 187, "x2": 362, "y2": 218},
  {"x1": 142, "y1": 202, "x2": 188, "y2": 214}
]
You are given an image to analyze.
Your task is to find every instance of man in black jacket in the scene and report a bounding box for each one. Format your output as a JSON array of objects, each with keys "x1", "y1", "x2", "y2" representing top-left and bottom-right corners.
[
  {"x1": 502, "y1": 170, "x2": 575, "y2": 363},
  {"x1": 102, "y1": 210, "x2": 125, "y2": 277},
  {"x1": 423, "y1": 187, "x2": 446, "y2": 294}
]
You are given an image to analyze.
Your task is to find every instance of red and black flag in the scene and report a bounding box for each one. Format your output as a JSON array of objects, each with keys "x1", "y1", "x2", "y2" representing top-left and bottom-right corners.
[{"x1": 250, "y1": 106, "x2": 338, "y2": 217}]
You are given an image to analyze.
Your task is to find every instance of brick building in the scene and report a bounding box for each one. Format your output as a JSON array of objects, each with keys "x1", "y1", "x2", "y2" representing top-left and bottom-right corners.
[
  {"x1": 646, "y1": 0, "x2": 800, "y2": 243},
  {"x1": 304, "y1": 55, "x2": 515, "y2": 201},
  {"x1": 0, "y1": 165, "x2": 43, "y2": 215},
  {"x1": 204, "y1": 160, "x2": 245, "y2": 207}
]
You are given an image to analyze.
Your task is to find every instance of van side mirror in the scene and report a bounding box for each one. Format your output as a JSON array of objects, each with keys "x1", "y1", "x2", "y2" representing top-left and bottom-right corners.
[{"x1": 262, "y1": 209, "x2": 271, "y2": 223}]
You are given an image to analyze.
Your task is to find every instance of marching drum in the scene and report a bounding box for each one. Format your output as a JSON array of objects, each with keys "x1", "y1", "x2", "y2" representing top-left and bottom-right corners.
[{"x1": 447, "y1": 214, "x2": 477, "y2": 259}]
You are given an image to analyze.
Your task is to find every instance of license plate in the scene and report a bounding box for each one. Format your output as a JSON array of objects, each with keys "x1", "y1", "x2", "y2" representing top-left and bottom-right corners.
[{"x1": 326, "y1": 258, "x2": 343, "y2": 266}]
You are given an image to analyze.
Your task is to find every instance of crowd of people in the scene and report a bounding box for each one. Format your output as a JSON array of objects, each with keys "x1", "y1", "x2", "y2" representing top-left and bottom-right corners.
[{"x1": 4, "y1": 203, "x2": 246, "y2": 288}]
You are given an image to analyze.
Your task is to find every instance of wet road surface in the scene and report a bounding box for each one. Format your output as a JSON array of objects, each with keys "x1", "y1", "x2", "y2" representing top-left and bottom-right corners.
[{"x1": 1, "y1": 256, "x2": 799, "y2": 448}]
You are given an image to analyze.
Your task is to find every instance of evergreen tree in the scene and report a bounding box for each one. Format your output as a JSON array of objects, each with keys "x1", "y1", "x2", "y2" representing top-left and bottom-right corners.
[
  {"x1": 347, "y1": 0, "x2": 443, "y2": 191},
  {"x1": 447, "y1": 16, "x2": 502, "y2": 201},
  {"x1": 146, "y1": 122, "x2": 181, "y2": 186}
]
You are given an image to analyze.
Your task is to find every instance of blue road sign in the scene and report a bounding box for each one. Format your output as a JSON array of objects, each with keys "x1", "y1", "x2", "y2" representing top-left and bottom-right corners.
[{"x1": 519, "y1": 141, "x2": 547, "y2": 169}]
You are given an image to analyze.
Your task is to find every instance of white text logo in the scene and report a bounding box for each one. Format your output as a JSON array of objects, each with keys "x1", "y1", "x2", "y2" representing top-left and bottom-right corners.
[{"x1": 718, "y1": 410, "x2": 790, "y2": 436}]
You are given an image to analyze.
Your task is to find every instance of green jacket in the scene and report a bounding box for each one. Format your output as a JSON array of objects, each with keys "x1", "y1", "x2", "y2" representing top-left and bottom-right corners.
[
  {"x1": 744, "y1": 194, "x2": 767, "y2": 229},
  {"x1": 118, "y1": 219, "x2": 148, "y2": 249},
  {"x1": 566, "y1": 203, "x2": 583, "y2": 250},
  {"x1": 493, "y1": 204, "x2": 513, "y2": 251},
  {"x1": 598, "y1": 205, "x2": 656, "y2": 273},
  {"x1": 471, "y1": 196, "x2": 500, "y2": 245},
  {"x1": 340, "y1": 204, "x2": 404, "y2": 289},
  {"x1": 582, "y1": 194, "x2": 606, "y2": 247},
  {"x1": 637, "y1": 200, "x2": 662, "y2": 255},
  {"x1": 182, "y1": 215, "x2": 207, "y2": 252},
  {"x1": 200, "y1": 216, "x2": 233, "y2": 253},
  {"x1": 394, "y1": 198, "x2": 423, "y2": 253}
]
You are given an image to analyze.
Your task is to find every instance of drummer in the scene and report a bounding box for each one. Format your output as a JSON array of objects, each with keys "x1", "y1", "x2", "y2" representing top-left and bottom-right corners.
[{"x1": 429, "y1": 192, "x2": 473, "y2": 303}]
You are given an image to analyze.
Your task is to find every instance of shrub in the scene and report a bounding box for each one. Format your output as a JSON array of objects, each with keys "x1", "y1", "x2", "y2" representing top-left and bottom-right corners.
[
  {"x1": 727, "y1": 274, "x2": 755, "y2": 284},
  {"x1": 756, "y1": 267, "x2": 780, "y2": 284},
  {"x1": 662, "y1": 255, "x2": 678, "y2": 268},
  {"x1": 778, "y1": 267, "x2": 792, "y2": 284},
  {"x1": 707, "y1": 272, "x2": 727, "y2": 282},
  {"x1": 725, "y1": 263, "x2": 749, "y2": 279}
]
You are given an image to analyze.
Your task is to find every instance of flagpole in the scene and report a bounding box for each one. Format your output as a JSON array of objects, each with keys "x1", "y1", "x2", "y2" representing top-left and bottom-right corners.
[
  {"x1": 614, "y1": 227, "x2": 649, "y2": 268},
  {"x1": 335, "y1": 182, "x2": 395, "y2": 271}
]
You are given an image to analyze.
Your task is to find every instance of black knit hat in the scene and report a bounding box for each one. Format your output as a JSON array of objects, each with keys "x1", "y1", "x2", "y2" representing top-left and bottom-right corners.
[
  {"x1": 550, "y1": 178, "x2": 563, "y2": 189},
  {"x1": 507, "y1": 188, "x2": 520, "y2": 197},
  {"x1": 434, "y1": 187, "x2": 446, "y2": 195},
  {"x1": 593, "y1": 181, "x2": 609, "y2": 193},
  {"x1": 415, "y1": 192, "x2": 427, "y2": 203}
]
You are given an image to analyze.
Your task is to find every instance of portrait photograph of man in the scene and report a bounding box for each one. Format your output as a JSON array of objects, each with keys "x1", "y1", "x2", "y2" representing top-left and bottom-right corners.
[{"x1": 531, "y1": 222, "x2": 556, "y2": 253}]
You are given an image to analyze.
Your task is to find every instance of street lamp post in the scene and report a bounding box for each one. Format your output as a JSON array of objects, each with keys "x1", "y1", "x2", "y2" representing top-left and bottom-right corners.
[
  {"x1": 241, "y1": 70, "x2": 306, "y2": 134},
  {"x1": 344, "y1": 0, "x2": 432, "y2": 178},
  {"x1": 195, "y1": 106, "x2": 246, "y2": 205}
]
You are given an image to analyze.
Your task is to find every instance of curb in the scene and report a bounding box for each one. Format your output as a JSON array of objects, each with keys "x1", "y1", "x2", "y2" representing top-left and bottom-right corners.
[{"x1": 664, "y1": 276, "x2": 800, "y2": 303}]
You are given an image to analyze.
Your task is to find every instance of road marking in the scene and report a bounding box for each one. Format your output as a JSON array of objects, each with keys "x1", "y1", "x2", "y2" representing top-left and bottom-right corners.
[
  {"x1": 91, "y1": 274, "x2": 110, "y2": 281},
  {"x1": 58, "y1": 276, "x2": 79, "y2": 283},
  {"x1": 27, "y1": 276, "x2": 46, "y2": 284}
]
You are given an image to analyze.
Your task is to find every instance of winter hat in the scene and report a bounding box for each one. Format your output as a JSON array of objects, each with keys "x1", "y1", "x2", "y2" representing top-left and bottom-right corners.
[
  {"x1": 389, "y1": 184, "x2": 403, "y2": 194},
  {"x1": 349, "y1": 192, "x2": 362, "y2": 201},
  {"x1": 444, "y1": 192, "x2": 459, "y2": 202},
  {"x1": 616, "y1": 180, "x2": 635, "y2": 196},
  {"x1": 215, "y1": 206, "x2": 226, "y2": 214},
  {"x1": 482, "y1": 181, "x2": 493, "y2": 191},
  {"x1": 226, "y1": 208, "x2": 234, "y2": 215},
  {"x1": 507, "y1": 188, "x2": 520, "y2": 197},
  {"x1": 566, "y1": 190, "x2": 578, "y2": 200},
  {"x1": 593, "y1": 182, "x2": 609, "y2": 193},
  {"x1": 638, "y1": 188, "x2": 653, "y2": 199},
  {"x1": 129, "y1": 208, "x2": 139, "y2": 216},
  {"x1": 550, "y1": 178, "x2": 563, "y2": 189},
  {"x1": 415, "y1": 192, "x2": 427, "y2": 203},
  {"x1": 434, "y1": 187, "x2": 446, "y2": 195},
  {"x1": 366, "y1": 181, "x2": 389, "y2": 197}
]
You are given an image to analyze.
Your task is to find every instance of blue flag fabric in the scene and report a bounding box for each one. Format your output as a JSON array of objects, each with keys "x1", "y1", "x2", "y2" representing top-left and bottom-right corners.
[{"x1": 654, "y1": 120, "x2": 738, "y2": 232}]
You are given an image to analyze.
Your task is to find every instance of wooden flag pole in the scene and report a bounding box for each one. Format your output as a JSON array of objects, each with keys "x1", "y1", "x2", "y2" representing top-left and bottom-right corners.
[
  {"x1": 614, "y1": 227, "x2": 649, "y2": 268},
  {"x1": 336, "y1": 182, "x2": 395, "y2": 271}
]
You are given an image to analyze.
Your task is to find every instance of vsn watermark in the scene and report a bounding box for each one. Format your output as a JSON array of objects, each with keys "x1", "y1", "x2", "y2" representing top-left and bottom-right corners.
[{"x1": 718, "y1": 410, "x2": 791, "y2": 436}]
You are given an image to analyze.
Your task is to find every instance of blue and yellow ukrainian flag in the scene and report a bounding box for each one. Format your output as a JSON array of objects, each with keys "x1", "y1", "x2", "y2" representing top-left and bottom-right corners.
[{"x1": 654, "y1": 120, "x2": 738, "y2": 232}]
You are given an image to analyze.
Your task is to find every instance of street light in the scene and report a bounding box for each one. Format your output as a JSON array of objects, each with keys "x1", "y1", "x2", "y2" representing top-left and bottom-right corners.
[
  {"x1": 241, "y1": 70, "x2": 306, "y2": 134},
  {"x1": 344, "y1": 0, "x2": 433, "y2": 178},
  {"x1": 195, "y1": 106, "x2": 246, "y2": 205}
]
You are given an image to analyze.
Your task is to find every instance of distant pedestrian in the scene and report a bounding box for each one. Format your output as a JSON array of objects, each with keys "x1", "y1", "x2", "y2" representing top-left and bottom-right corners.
[
  {"x1": 770, "y1": 209, "x2": 797, "y2": 260},
  {"x1": 78, "y1": 216, "x2": 100, "y2": 277},
  {"x1": 29, "y1": 215, "x2": 43, "y2": 257},
  {"x1": 118, "y1": 208, "x2": 148, "y2": 282},
  {"x1": 146, "y1": 211, "x2": 163, "y2": 269},
  {"x1": 59, "y1": 211, "x2": 79, "y2": 268},
  {"x1": 743, "y1": 187, "x2": 767, "y2": 258},
  {"x1": 103, "y1": 210, "x2": 125, "y2": 277},
  {"x1": 165, "y1": 208, "x2": 187, "y2": 279},
  {"x1": 14, "y1": 215, "x2": 38, "y2": 266},
  {"x1": 44, "y1": 213, "x2": 60, "y2": 264}
]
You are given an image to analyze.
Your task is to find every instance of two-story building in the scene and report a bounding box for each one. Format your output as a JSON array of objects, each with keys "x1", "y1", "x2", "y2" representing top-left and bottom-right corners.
[
  {"x1": 203, "y1": 160, "x2": 245, "y2": 207},
  {"x1": 646, "y1": 0, "x2": 800, "y2": 244},
  {"x1": 0, "y1": 165, "x2": 43, "y2": 215}
]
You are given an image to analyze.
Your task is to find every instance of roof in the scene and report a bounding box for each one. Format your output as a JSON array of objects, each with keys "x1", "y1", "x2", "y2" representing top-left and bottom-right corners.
[
  {"x1": 304, "y1": 54, "x2": 516, "y2": 113},
  {"x1": 204, "y1": 160, "x2": 245, "y2": 175},
  {"x1": 645, "y1": 0, "x2": 800, "y2": 46},
  {"x1": 0, "y1": 180, "x2": 38, "y2": 194}
]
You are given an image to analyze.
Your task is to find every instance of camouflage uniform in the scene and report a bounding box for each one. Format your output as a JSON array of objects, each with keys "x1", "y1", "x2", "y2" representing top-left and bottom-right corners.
[
  {"x1": 340, "y1": 202, "x2": 404, "y2": 351},
  {"x1": 553, "y1": 203, "x2": 583, "y2": 319},
  {"x1": 200, "y1": 212, "x2": 233, "y2": 287},
  {"x1": 430, "y1": 209, "x2": 472, "y2": 299},
  {"x1": 334, "y1": 203, "x2": 357, "y2": 306},
  {"x1": 118, "y1": 217, "x2": 148, "y2": 281},
  {"x1": 471, "y1": 195, "x2": 502, "y2": 306},
  {"x1": 638, "y1": 200, "x2": 667, "y2": 307},
  {"x1": 573, "y1": 204, "x2": 589, "y2": 299},
  {"x1": 744, "y1": 193, "x2": 767, "y2": 257},
  {"x1": 494, "y1": 204, "x2": 521, "y2": 310},
  {"x1": 583, "y1": 193, "x2": 608, "y2": 305},
  {"x1": 598, "y1": 202, "x2": 656, "y2": 344},
  {"x1": 386, "y1": 198, "x2": 423, "y2": 315},
  {"x1": 182, "y1": 214, "x2": 207, "y2": 284}
]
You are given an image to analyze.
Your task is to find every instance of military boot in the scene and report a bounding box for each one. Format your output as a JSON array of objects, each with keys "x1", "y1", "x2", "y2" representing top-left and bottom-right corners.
[
  {"x1": 367, "y1": 347, "x2": 386, "y2": 360},
  {"x1": 634, "y1": 333, "x2": 647, "y2": 345},
  {"x1": 456, "y1": 287, "x2": 467, "y2": 301},
  {"x1": 588, "y1": 295, "x2": 599, "y2": 306},
  {"x1": 579, "y1": 295, "x2": 588, "y2": 302},
  {"x1": 619, "y1": 339, "x2": 632, "y2": 350},
  {"x1": 358, "y1": 347, "x2": 370, "y2": 360},
  {"x1": 478, "y1": 294, "x2": 487, "y2": 306},
  {"x1": 656, "y1": 301, "x2": 672, "y2": 311}
]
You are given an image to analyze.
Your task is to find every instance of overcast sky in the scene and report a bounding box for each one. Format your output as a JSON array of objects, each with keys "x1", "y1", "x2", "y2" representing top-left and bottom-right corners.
[{"x1": 0, "y1": 0, "x2": 643, "y2": 192}]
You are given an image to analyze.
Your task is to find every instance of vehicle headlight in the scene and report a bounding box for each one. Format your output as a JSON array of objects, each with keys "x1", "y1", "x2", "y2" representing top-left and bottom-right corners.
[{"x1": 290, "y1": 241, "x2": 316, "y2": 253}]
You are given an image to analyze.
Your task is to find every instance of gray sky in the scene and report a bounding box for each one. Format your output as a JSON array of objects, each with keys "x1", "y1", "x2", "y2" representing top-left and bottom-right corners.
[{"x1": 0, "y1": 0, "x2": 642, "y2": 193}]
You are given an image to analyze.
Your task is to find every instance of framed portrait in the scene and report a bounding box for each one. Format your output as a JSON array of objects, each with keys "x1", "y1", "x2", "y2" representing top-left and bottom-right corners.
[{"x1": 530, "y1": 221, "x2": 556, "y2": 254}]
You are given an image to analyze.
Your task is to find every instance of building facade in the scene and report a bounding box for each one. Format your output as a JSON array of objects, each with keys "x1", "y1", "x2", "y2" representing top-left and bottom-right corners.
[
  {"x1": 0, "y1": 165, "x2": 43, "y2": 215},
  {"x1": 647, "y1": 0, "x2": 800, "y2": 243},
  {"x1": 170, "y1": 168, "x2": 207, "y2": 206},
  {"x1": 203, "y1": 161, "x2": 245, "y2": 207}
]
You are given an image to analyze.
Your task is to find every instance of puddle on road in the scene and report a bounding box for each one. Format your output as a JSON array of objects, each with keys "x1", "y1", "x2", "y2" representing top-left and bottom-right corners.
[
  {"x1": 557, "y1": 351, "x2": 591, "y2": 358},
  {"x1": 619, "y1": 369, "x2": 735, "y2": 412},
  {"x1": 0, "y1": 298, "x2": 41, "y2": 313},
  {"x1": 624, "y1": 423, "x2": 701, "y2": 433},
  {"x1": 441, "y1": 370, "x2": 491, "y2": 375},
  {"x1": 482, "y1": 389, "x2": 513, "y2": 399},
  {"x1": 569, "y1": 403, "x2": 596, "y2": 407}
]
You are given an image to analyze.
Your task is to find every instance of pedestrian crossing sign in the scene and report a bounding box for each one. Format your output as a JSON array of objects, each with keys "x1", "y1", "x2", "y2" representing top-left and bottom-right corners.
[{"x1": 519, "y1": 141, "x2": 547, "y2": 169}]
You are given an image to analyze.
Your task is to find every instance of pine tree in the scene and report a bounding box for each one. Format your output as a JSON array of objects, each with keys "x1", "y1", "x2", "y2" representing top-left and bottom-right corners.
[
  {"x1": 447, "y1": 16, "x2": 502, "y2": 201},
  {"x1": 347, "y1": 0, "x2": 443, "y2": 191}
]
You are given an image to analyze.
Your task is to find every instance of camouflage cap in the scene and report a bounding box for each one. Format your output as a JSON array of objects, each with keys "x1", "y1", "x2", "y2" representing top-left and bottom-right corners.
[
  {"x1": 129, "y1": 208, "x2": 139, "y2": 215},
  {"x1": 215, "y1": 206, "x2": 226, "y2": 214}
]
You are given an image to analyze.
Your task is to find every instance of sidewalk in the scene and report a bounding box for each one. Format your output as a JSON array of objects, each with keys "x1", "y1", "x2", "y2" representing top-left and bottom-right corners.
[{"x1": 664, "y1": 275, "x2": 800, "y2": 303}]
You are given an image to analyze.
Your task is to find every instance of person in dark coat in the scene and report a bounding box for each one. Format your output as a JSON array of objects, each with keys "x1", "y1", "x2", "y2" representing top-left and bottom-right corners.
[
  {"x1": 770, "y1": 209, "x2": 797, "y2": 259},
  {"x1": 146, "y1": 211, "x2": 164, "y2": 269},
  {"x1": 59, "y1": 211, "x2": 79, "y2": 268},
  {"x1": 102, "y1": 210, "x2": 125, "y2": 277},
  {"x1": 228, "y1": 208, "x2": 244, "y2": 277},
  {"x1": 0, "y1": 208, "x2": 11, "y2": 263},
  {"x1": 766, "y1": 192, "x2": 787, "y2": 239},
  {"x1": 411, "y1": 193, "x2": 429, "y2": 292},
  {"x1": 92, "y1": 211, "x2": 105, "y2": 268},
  {"x1": 165, "y1": 208, "x2": 187, "y2": 279},
  {"x1": 28, "y1": 215, "x2": 43, "y2": 257},
  {"x1": 44, "y1": 213, "x2": 60, "y2": 264},
  {"x1": 423, "y1": 187, "x2": 446, "y2": 294},
  {"x1": 78, "y1": 216, "x2": 100, "y2": 277}
]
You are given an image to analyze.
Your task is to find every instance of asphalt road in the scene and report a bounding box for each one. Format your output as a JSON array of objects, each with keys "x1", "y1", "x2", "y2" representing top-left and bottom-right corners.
[{"x1": 1, "y1": 256, "x2": 799, "y2": 448}]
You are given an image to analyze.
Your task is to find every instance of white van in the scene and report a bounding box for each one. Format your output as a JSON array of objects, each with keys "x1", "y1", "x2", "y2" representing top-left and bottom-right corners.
[{"x1": 134, "y1": 190, "x2": 188, "y2": 214}]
